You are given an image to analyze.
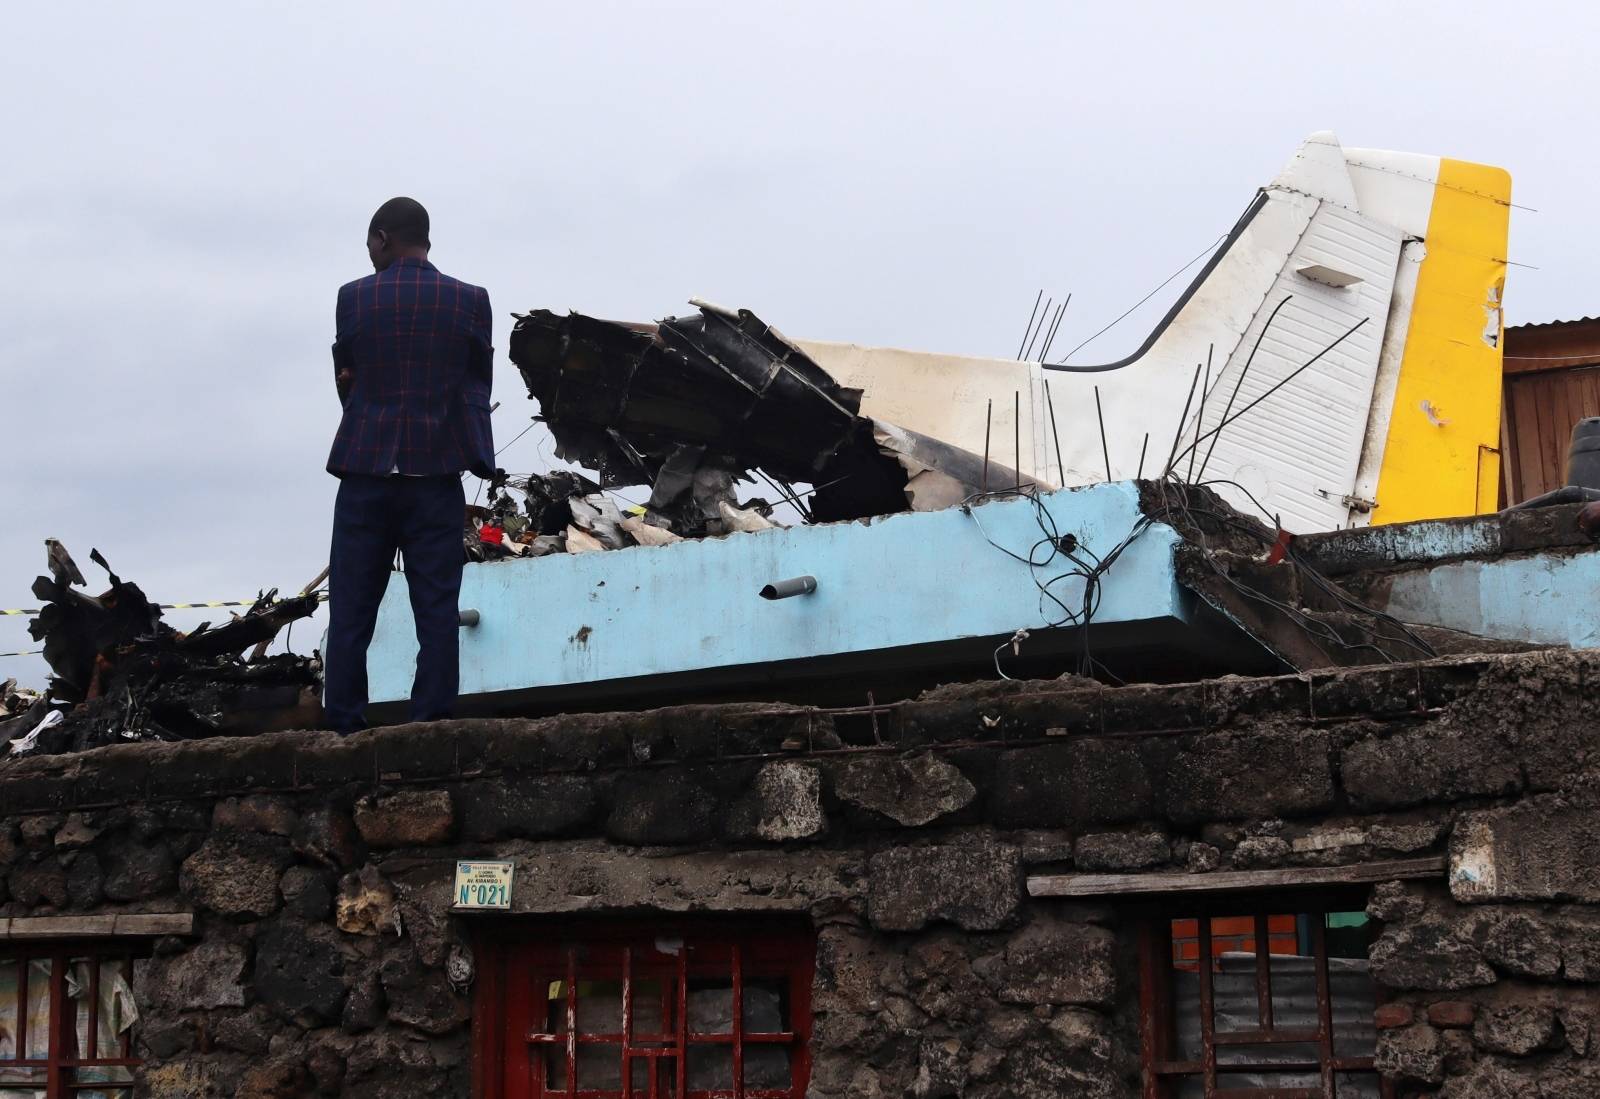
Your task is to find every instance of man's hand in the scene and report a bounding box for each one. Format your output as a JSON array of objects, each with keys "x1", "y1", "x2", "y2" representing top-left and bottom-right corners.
[{"x1": 336, "y1": 368, "x2": 353, "y2": 402}]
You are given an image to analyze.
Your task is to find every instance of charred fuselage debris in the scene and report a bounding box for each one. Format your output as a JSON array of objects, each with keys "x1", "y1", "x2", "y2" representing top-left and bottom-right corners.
[
  {"x1": 6, "y1": 547, "x2": 320, "y2": 760},
  {"x1": 508, "y1": 300, "x2": 1041, "y2": 528}
]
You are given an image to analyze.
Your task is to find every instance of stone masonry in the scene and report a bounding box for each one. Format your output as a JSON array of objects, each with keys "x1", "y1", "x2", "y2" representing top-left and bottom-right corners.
[{"x1": 1, "y1": 649, "x2": 1598, "y2": 1096}]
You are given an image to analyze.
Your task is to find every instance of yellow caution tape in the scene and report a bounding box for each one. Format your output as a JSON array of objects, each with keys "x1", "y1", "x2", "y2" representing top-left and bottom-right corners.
[
  {"x1": 161, "y1": 600, "x2": 258, "y2": 610},
  {"x1": 2, "y1": 590, "x2": 328, "y2": 657},
  {"x1": 2, "y1": 593, "x2": 326, "y2": 617},
  {"x1": 2, "y1": 600, "x2": 255, "y2": 616}
]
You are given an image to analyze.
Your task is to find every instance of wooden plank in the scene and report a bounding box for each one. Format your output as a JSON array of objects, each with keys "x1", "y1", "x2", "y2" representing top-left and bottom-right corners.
[
  {"x1": 1569, "y1": 370, "x2": 1600, "y2": 445},
  {"x1": 1582, "y1": 369, "x2": 1600, "y2": 434},
  {"x1": 0, "y1": 915, "x2": 115, "y2": 938},
  {"x1": 1538, "y1": 375, "x2": 1563, "y2": 491},
  {"x1": 1027, "y1": 856, "x2": 1445, "y2": 898},
  {"x1": 1504, "y1": 378, "x2": 1525, "y2": 502},
  {"x1": 0, "y1": 912, "x2": 194, "y2": 940},
  {"x1": 1554, "y1": 374, "x2": 1577, "y2": 473},
  {"x1": 1508, "y1": 376, "x2": 1545, "y2": 501},
  {"x1": 1533, "y1": 374, "x2": 1563, "y2": 497},
  {"x1": 1520, "y1": 375, "x2": 1549, "y2": 499},
  {"x1": 113, "y1": 913, "x2": 196, "y2": 936},
  {"x1": 1504, "y1": 363, "x2": 1600, "y2": 502},
  {"x1": 1529, "y1": 375, "x2": 1555, "y2": 502}
]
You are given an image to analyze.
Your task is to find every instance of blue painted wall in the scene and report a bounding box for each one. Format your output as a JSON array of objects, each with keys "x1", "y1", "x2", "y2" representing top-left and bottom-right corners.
[
  {"x1": 361, "y1": 484, "x2": 1186, "y2": 704},
  {"x1": 1380, "y1": 552, "x2": 1600, "y2": 650}
]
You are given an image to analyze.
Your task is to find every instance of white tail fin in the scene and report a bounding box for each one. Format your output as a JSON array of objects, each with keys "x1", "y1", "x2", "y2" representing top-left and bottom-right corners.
[{"x1": 798, "y1": 132, "x2": 1511, "y2": 531}]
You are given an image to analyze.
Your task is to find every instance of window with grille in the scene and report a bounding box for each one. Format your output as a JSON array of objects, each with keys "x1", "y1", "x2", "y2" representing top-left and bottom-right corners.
[
  {"x1": 0, "y1": 943, "x2": 140, "y2": 1099},
  {"x1": 1138, "y1": 900, "x2": 1393, "y2": 1099},
  {"x1": 474, "y1": 921, "x2": 814, "y2": 1099}
]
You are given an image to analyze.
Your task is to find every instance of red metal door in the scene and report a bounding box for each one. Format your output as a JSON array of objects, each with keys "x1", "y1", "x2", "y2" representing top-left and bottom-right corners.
[{"x1": 475, "y1": 921, "x2": 813, "y2": 1099}]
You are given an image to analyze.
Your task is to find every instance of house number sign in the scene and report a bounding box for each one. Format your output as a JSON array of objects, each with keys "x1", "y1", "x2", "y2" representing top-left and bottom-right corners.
[{"x1": 454, "y1": 859, "x2": 515, "y2": 910}]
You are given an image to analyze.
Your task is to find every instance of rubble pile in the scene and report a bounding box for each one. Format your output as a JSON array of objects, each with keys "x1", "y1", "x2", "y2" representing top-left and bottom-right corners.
[
  {"x1": 464, "y1": 468, "x2": 777, "y2": 562},
  {"x1": 2, "y1": 544, "x2": 320, "y2": 760}
]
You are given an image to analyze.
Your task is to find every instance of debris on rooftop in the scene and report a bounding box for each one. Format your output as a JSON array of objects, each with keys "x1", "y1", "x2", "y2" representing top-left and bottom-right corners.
[
  {"x1": 507, "y1": 299, "x2": 1043, "y2": 533},
  {"x1": 4, "y1": 543, "x2": 320, "y2": 760},
  {"x1": 463, "y1": 468, "x2": 775, "y2": 561},
  {"x1": 1144, "y1": 482, "x2": 1554, "y2": 671}
]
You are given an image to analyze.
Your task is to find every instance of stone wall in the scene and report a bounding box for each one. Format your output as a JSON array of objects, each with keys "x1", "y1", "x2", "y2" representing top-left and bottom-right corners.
[{"x1": 1, "y1": 650, "x2": 1597, "y2": 1097}]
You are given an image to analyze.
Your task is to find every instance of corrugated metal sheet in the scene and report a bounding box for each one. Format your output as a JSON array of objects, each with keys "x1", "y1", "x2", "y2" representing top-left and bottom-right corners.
[
  {"x1": 1174, "y1": 953, "x2": 1380, "y2": 1098},
  {"x1": 1507, "y1": 316, "x2": 1600, "y2": 332}
]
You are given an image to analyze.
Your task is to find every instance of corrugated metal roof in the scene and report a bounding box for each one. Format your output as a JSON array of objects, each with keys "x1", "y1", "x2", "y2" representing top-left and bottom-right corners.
[{"x1": 1507, "y1": 316, "x2": 1600, "y2": 331}]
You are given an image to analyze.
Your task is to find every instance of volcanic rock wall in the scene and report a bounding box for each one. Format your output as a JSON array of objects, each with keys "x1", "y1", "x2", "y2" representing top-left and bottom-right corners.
[{"x1": 1, "y1": 651, "x2": 1597, "y2": 1097}]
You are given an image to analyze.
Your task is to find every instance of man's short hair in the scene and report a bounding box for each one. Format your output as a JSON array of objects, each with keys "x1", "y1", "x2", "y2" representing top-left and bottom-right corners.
[{"x1": 369, "y1": 197, "x2": 430, "y2": 248}]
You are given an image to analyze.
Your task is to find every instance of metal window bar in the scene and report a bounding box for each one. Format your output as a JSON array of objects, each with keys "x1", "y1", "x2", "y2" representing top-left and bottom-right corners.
[
  {"x1": 565, "y1": 949, "x2": 578, "y2": 1097},
  {"x1": 1, "y1": 946, "x2": 140, "y2": 1099},
  {"x1": 16, "y1": 949, "x2": 28, "y2": 1066},
  {"x1": 1197, "y1": 918, "x2": 1217, "y2": 1097},
  {"x1": 1313, "y1": 922, "x2": 1336, "y2": 1099},
  {"x1": 1139, "y1": 920, "x2": 1175, "y2": 1099},
  {"x1": 731, "y1": 944, "x2": 743, "y2": 1099},
  {"x1": 524, "y1": 939, "x2": 804, "y2": 1099},
  {"x1": 86, "y1": 958, "x2": 99, "y2": 1064},
  {"x1": 675, "y1": 946, "x2": 687, "y2": 1099},
  {"x1": 1253, "y1": 915, "x2": 1272, "y2": 1032},
  {"x1": 620, "y1": 947, "x2": 632, "y2": 1099},
  {"x1": 1139, "y1": 911, "x2": 1393, "y2": 1099}
]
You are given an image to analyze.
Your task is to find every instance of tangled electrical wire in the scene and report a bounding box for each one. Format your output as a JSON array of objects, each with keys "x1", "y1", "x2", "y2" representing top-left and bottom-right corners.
[
  {"x1": 964, "y1": 473, "x2": 1437, "y2": 687},
  {"x1": 1146, "y1": 476, "x2": 1437, "y2": 666},
  {"x1": 965, "y1": 294, "x2": 1438, "y2": 683},
  {"x1": 960, "y1": 486, "x2": 1158, "y2": 681}
]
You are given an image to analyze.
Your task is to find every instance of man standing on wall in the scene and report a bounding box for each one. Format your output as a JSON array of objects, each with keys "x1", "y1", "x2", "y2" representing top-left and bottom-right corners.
[{"x1": 323, "y1": 197, "x2": 495, "y2": 733}]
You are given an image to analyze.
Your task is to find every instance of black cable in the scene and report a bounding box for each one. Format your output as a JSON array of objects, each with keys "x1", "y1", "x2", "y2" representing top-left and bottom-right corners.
[
  {"x1": 1054, "y1": 233, "x2": 1230, "y2": 366},
  {"x1": 1037, "y1": 297, "x2": 1070, "y2": 363},
  {"x1": 1023, "y1": 297, "x2": 1053, "y2": 362},
  {"x1": 1148, "y1": 476, "x2": 1436, "y2": 664},
  {"x1": 1192, "y1": 295, "x2": 1294, "y2": 479},
  {"x1": 961, "y1": 486, "x2": 1159, "y2": 677},
  {"x1": 1176, "y1": 311, "x2": 1370, "y2": 481},
  {"x1": 1015, "y1": 289, "x2": 1044, "y2": 360},
  {"x1": 1162, "y1": 362, "x2": 1204, "y2": 478},
  {"x1": 1043, "y1": 189, "x2": 1270, "y2": 375},
  {"x1": 1178, "y1": 476, "x2": 1433, "y2": 656}
]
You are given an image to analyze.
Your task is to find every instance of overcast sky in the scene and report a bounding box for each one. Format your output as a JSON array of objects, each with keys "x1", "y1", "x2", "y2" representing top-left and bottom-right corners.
[{"x1": 2, "y1": 1, "x2": 1594, "y2": 689}]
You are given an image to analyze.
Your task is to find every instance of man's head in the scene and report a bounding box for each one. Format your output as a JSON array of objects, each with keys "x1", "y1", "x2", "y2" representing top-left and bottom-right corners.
[{"x1": 366, "y1": 197, "x2": 430, "y2": 271}]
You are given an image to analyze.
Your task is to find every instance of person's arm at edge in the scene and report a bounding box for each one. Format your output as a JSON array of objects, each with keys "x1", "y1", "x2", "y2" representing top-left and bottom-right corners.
[
  {"x1": 333, "y1": 282, "x2": 355, "y2": 404},
  {"x1": 473, "y1": 284, "x2": 494, "y2": 401}
]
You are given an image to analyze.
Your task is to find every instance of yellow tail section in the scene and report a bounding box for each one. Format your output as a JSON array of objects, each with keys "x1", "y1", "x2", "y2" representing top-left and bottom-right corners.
[{"x1": 1373, "y1": 159, "x2": 1511, "y2": 523}]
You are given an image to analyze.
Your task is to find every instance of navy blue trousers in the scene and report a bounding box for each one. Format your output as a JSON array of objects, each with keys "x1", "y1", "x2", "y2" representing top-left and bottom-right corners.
[{"x1": 324, "y1": 474, "x2": 465, "y2": 732}]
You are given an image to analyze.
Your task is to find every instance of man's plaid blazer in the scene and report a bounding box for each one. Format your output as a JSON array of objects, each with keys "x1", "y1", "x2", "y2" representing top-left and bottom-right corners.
[{"x1": 327, "y1": 257, "x2": 496, "y2": 479}]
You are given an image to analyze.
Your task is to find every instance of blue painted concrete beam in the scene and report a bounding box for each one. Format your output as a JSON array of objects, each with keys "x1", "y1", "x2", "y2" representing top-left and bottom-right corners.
[
  {"x1": 360, "y1": 484, "x2": 1199, "y2": 708},
  {"x1": 1379, "y1": 552, "x2": 1600, "y2": 650}
]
